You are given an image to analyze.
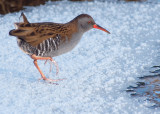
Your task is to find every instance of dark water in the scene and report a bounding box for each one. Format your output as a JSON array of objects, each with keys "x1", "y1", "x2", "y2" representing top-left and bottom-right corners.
[{"x1": 127, "y1": 66, "x2": 160, "y2": 108}]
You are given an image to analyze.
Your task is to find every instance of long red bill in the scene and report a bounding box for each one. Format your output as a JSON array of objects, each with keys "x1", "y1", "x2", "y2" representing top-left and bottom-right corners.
[{"x1": 93, "y1": 24, "x2": 110, "y2": 34}]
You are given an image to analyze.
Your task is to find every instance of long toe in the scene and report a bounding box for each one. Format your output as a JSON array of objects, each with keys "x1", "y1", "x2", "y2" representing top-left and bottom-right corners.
[
  {"x1": 45, "y1": 78, "x2": 66, "y2": 85},
  {"x1": 45, "y1": 78, "x2": 65, "y2": 82}
]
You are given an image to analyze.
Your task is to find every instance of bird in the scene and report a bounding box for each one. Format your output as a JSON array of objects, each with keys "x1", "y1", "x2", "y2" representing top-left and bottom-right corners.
[{"x1": 9, "y1": 12, "x2": 110, "y2": 83}]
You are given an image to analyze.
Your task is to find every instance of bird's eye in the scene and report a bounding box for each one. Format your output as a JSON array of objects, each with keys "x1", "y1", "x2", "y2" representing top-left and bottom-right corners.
[{"x1": 88, "y1": 21, "x2": 91, "y2": 24}]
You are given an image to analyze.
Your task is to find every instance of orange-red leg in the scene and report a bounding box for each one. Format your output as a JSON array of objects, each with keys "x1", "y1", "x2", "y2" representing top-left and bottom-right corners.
[
  {"x1": 31, "y1": 54, "x2": 59, "y2": 75},
  {"x1": 44, "y1": 60, "x2": 58, "y2": 75},
  {"x1": 31, "y1": 54, "x2": 62, "y2": 82},
  {"x1": 44, "y1": 60, "x2": 52, "y2": 72}
]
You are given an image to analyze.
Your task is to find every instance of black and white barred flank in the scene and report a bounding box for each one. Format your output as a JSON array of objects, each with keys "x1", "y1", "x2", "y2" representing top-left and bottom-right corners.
[{"x1": 17, "y1": 34, "x2": 61, "y2": 57}]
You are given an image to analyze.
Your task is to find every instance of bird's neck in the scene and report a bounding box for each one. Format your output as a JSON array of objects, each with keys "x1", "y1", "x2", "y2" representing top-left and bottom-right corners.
[{"x1": 67, "y1": 18, "x2": 85, "y2": 35}]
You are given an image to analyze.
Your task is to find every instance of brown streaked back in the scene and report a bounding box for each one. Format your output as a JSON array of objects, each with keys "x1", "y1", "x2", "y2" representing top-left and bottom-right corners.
[{"x1": 9, "y1": 13, "x2": 78, "y2": 47}]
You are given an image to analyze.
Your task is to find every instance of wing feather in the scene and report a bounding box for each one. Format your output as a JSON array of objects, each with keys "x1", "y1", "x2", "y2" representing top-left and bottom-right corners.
[{"x1": 9, "y1": 13, "x2": 78, "y2": 47}]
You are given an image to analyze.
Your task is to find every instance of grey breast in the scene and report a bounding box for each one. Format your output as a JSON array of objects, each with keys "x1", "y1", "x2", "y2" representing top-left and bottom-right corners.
[{"x1": 50, "y1": 32, "x2": 83, "y2": 57}]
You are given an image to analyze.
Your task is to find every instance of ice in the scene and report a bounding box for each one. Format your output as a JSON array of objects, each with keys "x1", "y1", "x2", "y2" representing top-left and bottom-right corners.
[{"x1": 0, "y1": 1, "x2": 160, "y2": 113}]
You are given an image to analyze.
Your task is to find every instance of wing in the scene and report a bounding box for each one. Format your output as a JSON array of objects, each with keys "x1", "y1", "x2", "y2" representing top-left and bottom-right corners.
[
  {"x1": 9, "y1": 13, "x2": 76, "y2": 47},
  {"x1": 9, "y1": 24, "x2": 64, "y2": 47},
  {"x1": 9, "y1": 13, "x2": 78, "y2": 47},
  {"x1": 10, "y1": 24, "x2": 60, "y2": 46}
]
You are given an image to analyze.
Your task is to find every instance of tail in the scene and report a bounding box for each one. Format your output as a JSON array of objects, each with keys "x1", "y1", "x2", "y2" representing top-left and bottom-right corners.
[
  {"x1": 9, "y1": 12, "x2": 30, "y2": 37},
  {"x1": 19, "y1": 12, "x2": 29, "y2": 24}
]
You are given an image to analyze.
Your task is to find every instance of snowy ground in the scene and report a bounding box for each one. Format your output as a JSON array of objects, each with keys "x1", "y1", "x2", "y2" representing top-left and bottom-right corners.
[{"x1": 0, "y1": 1, "x2": 160, "y2": 113}]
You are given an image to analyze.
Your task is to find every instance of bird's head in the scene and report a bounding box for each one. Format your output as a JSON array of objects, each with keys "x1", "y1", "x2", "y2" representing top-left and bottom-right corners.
[{"x1": 74, "y1": 14, "x2": 110, "y2": 34}]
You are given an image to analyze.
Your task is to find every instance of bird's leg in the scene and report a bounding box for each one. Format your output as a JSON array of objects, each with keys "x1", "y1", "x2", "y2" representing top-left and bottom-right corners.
[
  {"x1": 31, "y1": 54, "x2": 59, "y2": 75},
  {"x1": 44, "y1": 59, "x2": 58, "y2": 75},
  {"x1": 49, "y1": 61, "x2": 53, "y2": 73},
  {"x1": 44, "y1": 60, "x2": 48, "y2": 65},
  {"x1": 33, "y1": 60, "x2": 47, "y2": 80},
  {"x1": 31, "y1": 54, "x2": 61, "y2": 82},
  {"x1": 50, "y1": 58, "x2": 59, "y2": 75},
  {"x1": 44, "y1": 60, "x2": 52, "y2": 72}
]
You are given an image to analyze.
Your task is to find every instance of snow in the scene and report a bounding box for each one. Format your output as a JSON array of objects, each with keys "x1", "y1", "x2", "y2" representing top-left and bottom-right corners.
[{"x1": 0, "y1": 1, "x2": 160, "y2": 113}]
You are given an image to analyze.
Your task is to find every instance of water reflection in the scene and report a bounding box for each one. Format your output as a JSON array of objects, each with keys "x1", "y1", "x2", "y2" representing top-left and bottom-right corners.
[{"x1": 127, "y1": 66, "x2": 160, "y2": 108}]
